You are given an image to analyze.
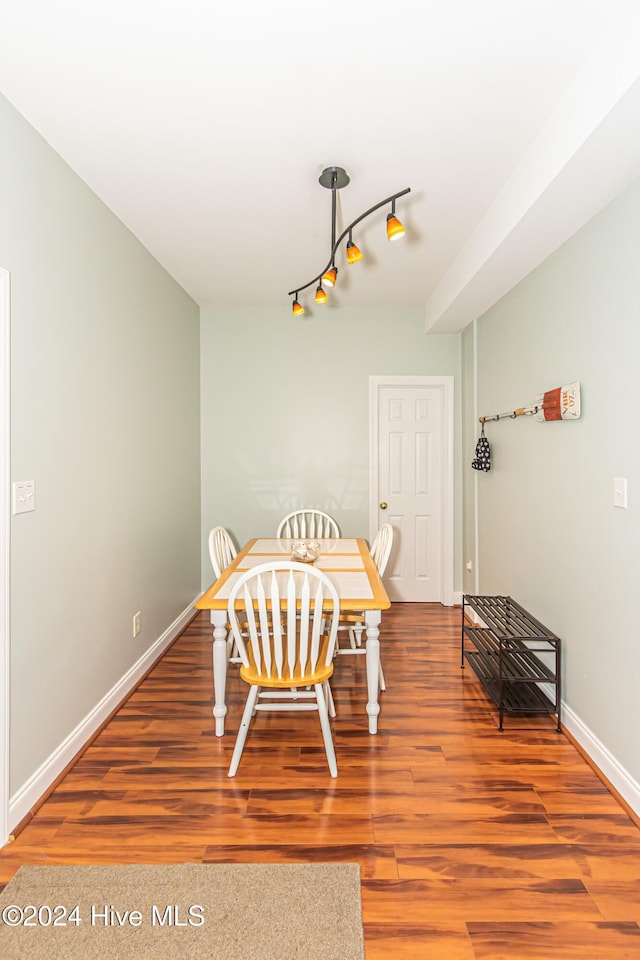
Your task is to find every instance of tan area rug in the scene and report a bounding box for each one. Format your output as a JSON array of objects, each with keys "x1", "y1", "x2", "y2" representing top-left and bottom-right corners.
[{"x1": 0, "y1": 862, "x2": 365, "y2": 960}]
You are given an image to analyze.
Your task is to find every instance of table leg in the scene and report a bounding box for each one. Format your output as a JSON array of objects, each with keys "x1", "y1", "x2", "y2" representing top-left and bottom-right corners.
[
  {"x1": 211, "y1": 610, "x2": 229, "y2": 736},
  {"x1": 364, "y1": 609, "x2": 382, "y2": 734}
]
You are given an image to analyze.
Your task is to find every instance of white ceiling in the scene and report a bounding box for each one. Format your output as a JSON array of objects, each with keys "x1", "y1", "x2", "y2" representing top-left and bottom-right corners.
[{"x1": 1, "y1": 1, "x2": 640, "y2": 332}]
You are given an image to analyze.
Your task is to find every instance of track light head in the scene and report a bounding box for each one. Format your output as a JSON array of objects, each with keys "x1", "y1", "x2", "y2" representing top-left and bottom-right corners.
[
  {"x1": 386, "y1": 199, "x2": 405, "y2": 241},
  {"x1": 346, "y1": 236, "x2": 363, "y2": 264},
  {"x1": 322, "y1": 265, "x2": 338, "y2": 287},
  {"x1": 315, "y1": 284, "x2": 328, "y2": 304},
  {"x1": 386, "y1": 212, "x2": 405, "y2": 241},
  {"x1": 292, "y1": 297, "x2": 305, "y2": 317}
]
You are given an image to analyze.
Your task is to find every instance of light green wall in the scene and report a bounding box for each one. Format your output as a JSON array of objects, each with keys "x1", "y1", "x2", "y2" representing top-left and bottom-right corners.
[
  {"x1": 200, "y1": 305, "x2": 462, "y2": 589},
  {"x1": 466, "y1": 174, "x2": 640, "y2": 784},
  {"x1": 0, "y1": 94, "x2": 201, "y2": 793}
]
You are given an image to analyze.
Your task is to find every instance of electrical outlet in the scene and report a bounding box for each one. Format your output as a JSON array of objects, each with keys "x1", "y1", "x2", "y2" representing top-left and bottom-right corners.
[
  {"x1": 132, "y1": 611, "x2": 141, "y2": 638},
  {"x1": 12, "y1": 480, "x2": 35, "y2": 514}
]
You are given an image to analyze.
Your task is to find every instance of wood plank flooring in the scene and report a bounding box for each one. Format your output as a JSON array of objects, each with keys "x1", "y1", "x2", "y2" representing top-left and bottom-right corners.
[{"x1": 2, "y1": 603, "x2": 640, "y2": 958}]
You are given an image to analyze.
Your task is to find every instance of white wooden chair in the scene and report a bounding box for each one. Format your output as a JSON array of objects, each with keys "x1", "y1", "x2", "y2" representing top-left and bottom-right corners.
[
  {"x1": 227, "y1": 561, "x2": 341, "y2": 778},
  {"x1": 370, "y1": 522, "x2": 394, "y2": 578},
  {"x1": 276, "y1": 509, "x2": 340, "y2": 539},
  {"x1": 336, "y1": 523, "x2": 394, "y2": 690},
  {"x1": 208, "y1": 526, "x2": 238, "y2": 579},
  {"x1": 208, "y1": 526, "x2": 242, "y2": 661}
]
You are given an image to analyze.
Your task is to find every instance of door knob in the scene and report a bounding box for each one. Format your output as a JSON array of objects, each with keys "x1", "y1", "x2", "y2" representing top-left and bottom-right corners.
[{"x1": 379, "y1": 501, "x2": 388, "y2": 510}]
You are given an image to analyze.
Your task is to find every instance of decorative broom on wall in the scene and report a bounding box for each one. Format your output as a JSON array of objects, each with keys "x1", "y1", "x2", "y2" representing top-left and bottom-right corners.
[
  {"x1": 472, "y1": 382, "x2": 581, "y2": 472},
  {"x1": 479, "y1": 381, "x2": 581, "y2": 424}
]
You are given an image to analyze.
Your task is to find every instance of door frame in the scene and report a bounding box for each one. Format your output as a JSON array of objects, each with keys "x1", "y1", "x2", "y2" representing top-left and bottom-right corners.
[
  {"x1": 369, "y1": 375, "x2": 455, "y2": 606},
  {"x1": 0, "y1": 268, "x2": 10, "y2": 846}
]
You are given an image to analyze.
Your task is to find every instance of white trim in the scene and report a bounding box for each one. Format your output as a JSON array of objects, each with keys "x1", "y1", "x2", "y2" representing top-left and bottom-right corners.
[
  {"x1": 0, "y1": 269, "x2": 9, "y2": 847},
  {"x1": 464, "y1": 605, "x2": 486, "y2": 627},
  {"x1": 472, "y1": 318, "x2": 480, "y2": 595},
  {"x1": 8, "y1": 599, "x2": 199, "y2": 834},
  {"x1": 561, "y1": 702, "x2": 640, "y2": 818},
  {"x1": 369, "y1": 375, "x2": 455, "y2": 605}
]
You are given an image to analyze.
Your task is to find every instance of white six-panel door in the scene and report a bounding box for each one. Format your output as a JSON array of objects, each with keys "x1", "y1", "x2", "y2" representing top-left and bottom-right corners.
[{"x1": 370, "y1": 376, "x2": 454, "y2": 603}]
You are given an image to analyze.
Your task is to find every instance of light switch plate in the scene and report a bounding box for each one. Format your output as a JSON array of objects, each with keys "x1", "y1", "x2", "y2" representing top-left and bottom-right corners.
[
  {"x1": 12, "y1": 480, "x2": 35, "y2": 514},
  {"x1": 614, "y1": 477, "x2": 628, "y2": 509}
]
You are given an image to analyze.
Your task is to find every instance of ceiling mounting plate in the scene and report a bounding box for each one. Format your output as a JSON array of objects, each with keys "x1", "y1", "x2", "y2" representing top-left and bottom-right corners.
[{"x1": 319, "y1": 166, "x2": 350, "y2": 189}]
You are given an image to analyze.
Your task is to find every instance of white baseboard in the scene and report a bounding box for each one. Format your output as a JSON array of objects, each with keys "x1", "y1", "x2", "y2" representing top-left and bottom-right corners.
[
  {"x1": 561, "y1": 702, "x2": 640, "y2": 818},
  {"x1": 463, "y1": 605, "x2": 486, "y2": 626},
  {"x1": 8, "y1": 599, "x2": 199, "y2": 834}
]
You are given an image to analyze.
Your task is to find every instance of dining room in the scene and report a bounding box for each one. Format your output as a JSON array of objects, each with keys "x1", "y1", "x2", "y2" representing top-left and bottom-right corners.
[{"x1": 3, "y1": 2, "x2": 640, "y2": 957}]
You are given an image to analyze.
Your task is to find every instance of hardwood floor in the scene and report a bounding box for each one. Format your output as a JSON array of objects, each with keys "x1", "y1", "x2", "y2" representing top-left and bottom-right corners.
[{"x1": 2, "y1": 603, "x2": 640, "y2": 958}]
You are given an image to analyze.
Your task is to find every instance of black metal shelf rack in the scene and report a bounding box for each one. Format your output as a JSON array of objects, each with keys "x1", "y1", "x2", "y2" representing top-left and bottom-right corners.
[{"x1": 461, "y1": 595, "x2": 561, "y2": 731}]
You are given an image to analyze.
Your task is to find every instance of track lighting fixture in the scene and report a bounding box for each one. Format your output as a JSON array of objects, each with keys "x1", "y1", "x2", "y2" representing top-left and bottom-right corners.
[{"x1": 289, "y1": 166, "x2": 410, "y2": 315}]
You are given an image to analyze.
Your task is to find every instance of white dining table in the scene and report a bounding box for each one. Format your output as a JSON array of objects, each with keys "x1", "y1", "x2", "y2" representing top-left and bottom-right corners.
[{"x1": 195, "y1": 537, "x2": 391, "y2": 736}]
